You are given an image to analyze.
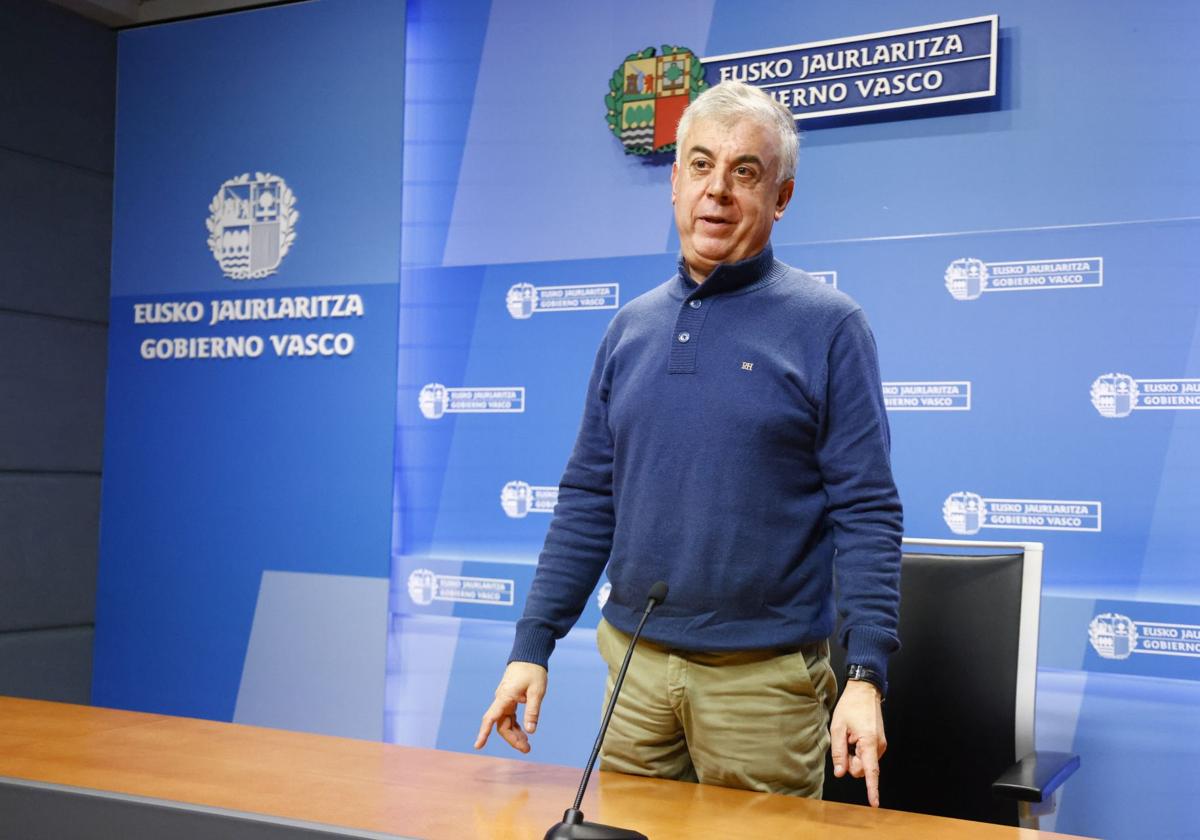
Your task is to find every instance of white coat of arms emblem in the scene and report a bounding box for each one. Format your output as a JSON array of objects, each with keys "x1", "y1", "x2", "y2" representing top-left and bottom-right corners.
[{"x1": 206, "y1": 172, "x2": 298, "y2": 279}]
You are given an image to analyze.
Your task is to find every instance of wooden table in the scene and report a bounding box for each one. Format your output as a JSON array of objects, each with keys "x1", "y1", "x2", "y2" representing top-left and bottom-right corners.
[{"x1": 0, "y1": 697, "x2": 1088, "y2": 839}]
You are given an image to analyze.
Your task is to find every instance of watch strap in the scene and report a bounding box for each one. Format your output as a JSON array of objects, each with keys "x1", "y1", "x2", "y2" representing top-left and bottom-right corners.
[{"x1": 845, "y1": 663, "x2": 886, "y2": 698}]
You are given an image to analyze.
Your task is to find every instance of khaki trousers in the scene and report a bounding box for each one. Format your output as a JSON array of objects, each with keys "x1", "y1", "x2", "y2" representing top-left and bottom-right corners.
[{"x1": 596, "y1": 618, "x2": 837, "y2": 798}]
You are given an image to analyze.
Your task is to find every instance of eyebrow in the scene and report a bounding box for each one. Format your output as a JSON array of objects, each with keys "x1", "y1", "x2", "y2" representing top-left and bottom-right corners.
[{"x1": 687, "y1": 146, "x2": 765, "y2": 169}]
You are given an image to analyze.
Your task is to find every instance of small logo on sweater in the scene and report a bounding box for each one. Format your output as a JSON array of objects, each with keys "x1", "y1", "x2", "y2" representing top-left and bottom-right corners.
[{"x1": 741, "y1": 361, "x2": 754, "y2": 371}]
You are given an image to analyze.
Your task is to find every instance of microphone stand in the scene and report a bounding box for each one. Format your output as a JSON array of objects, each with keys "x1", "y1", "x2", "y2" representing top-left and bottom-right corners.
[{"x1": 544, "y1": 582, "x2": 667, "y2": 840}]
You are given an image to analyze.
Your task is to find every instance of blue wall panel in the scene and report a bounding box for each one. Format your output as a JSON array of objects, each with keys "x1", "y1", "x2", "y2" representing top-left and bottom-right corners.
[{"x1": 95, "y1": 0, "x2": 405, "y2": 724}]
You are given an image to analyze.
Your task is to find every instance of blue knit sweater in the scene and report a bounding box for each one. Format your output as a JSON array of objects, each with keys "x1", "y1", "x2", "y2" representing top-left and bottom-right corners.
[{"x1": 510, "y1": 245, "x2": 903, "y2": 684}]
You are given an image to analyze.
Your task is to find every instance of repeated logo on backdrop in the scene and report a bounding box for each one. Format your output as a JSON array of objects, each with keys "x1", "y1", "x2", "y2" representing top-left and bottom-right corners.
[
  {"x1": 407, "y1": 568, "x2": 514, "y2": 608},
  {"x1": 1089, "y1": 612, "x2": 1200, "y2": 662},
  {"x1": 418, "y1": 383, "x2": 526, "y2": 419},
  {"x1": 499, "y1": 481, "x2": 558, "y2": 518},
  {"x1": 206, "y1": 173, "x2": 298, "y2": 279},
  {"x1": 882, "y1": 380, "x2": 971, "y2": 411},
  {"x1": 942, "y1": 491, "x2": 1102, "y2": 535},
  {"x1": 944, "y1": 256, "x2": 1102, "y2": 301},
  {"x1": 1090, "y1": 373, "x2": 1200, "y2": 417},
  {"x1": 506, "y1": 283, "x2": 620, "y2": 319}
]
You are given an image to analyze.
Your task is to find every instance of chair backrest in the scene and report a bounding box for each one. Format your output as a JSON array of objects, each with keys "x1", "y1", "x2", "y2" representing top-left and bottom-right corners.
[{"x1": 823, "y1": 538, "x2": 1042, "y2": 825}]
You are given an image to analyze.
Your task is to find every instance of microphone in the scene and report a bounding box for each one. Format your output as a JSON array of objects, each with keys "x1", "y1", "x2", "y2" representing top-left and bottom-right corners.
[{"x1": 544, "y1": 581, "x2": 669, "y2": 840}]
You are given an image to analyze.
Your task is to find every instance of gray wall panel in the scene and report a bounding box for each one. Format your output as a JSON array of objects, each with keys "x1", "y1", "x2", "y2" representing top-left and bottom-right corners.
[
  {"x1": 0, "y1": 313, "x2": 106, "y2": 472},
  {"x1": 0, "y1": 0, "x2": 115, "y2": 174},
  {"x1": 0, "y1": 627, "x2": 93, "y2": 704},
  {"x1": 0, "y1": 474, "x2": 99, "y2": 632},
  {"x1": 0, "y1": 0, "x2": 114, "y2": 706},
  {"x1": 0, "y1": 147, "x2": 112, "y2": 323}
]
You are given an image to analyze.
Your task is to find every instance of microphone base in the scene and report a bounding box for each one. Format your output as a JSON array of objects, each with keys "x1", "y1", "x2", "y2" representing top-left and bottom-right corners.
[{"x1": 544, "y1": 808, "x2": 647, "y2": 840}]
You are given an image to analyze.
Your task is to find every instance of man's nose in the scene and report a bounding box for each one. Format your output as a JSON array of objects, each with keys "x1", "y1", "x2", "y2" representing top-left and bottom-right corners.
[{"x1": 704, "y1": 168, "x2": 732, "y2": 200}]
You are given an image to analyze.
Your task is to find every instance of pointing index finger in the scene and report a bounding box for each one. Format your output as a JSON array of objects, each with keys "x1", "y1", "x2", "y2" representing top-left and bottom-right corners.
[
  {"x1": 474, "y1": 696, "x2": 512, "y2": 750},
  {"x1": 859, "y1": 738, "x2": 881, "y2": 807}
]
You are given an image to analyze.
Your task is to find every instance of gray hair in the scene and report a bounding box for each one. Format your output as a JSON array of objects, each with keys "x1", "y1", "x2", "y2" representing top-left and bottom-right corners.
[{"x1": 675, "y1": 80, "x2": 799, "y2": 183}]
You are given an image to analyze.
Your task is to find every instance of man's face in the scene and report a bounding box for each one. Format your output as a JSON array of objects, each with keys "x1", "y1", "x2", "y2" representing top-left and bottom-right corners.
[{"x1": 671, "y1": 116, "x2": 794, "y2": 283}]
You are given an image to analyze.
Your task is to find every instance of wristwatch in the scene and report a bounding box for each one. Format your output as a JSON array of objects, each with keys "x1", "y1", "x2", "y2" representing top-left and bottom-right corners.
[{"x1": 845, "y1": 663, "x2": 885, "y2": 699}]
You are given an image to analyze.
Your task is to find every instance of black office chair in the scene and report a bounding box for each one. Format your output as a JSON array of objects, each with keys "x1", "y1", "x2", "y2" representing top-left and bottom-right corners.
[{"x1": 823, "y1": 538, "x2": 1079, "y2": 829}]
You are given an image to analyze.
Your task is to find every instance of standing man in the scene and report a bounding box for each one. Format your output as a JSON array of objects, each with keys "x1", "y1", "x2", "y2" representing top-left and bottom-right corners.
[{"x1": 475, "y1": 80, "x2": 902, "y2": 808}]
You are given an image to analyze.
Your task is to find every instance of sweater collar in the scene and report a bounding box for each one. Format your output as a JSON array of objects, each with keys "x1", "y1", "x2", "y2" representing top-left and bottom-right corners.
[{"x1": 675, "y1": 244, "x2": 777, "y2": 299}]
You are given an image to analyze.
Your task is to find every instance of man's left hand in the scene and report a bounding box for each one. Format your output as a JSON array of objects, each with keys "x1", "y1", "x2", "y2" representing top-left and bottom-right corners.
[{"x1": 830, "y1": 680, "x2": 887, "y2": 807}]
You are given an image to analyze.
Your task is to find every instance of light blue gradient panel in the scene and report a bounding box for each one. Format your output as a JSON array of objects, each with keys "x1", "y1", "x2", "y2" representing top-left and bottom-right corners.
[
  {"x1": 387, "y1": 261, "x2": 487, "y2": 747},
  {"x1": 96, "y1": 0, "x2": 404, "y2": 723},
  {"x1": 441, "y1": 0, "x2": 715, "y2": 267},
  {"x1": 401, "y1": 0, "x2": 493, "y2": 269},
  {"x1": 1031, "y1": 669, "x2": 1088, "y2": 836},
  {"x1": 387, "y1": 254, "x2": 664, "y2": 758},
  {"x1": 1058, "y1": 673, "x2": 1200, "y2": 840},
  {"x1": 705, "y1": 1, "x2": 1200, "y2": 245},
  {"x1": 236, "y1": 572, "x2": 389, "y2": 740},
  {"x1": 393, "y1": 265, "x2": 489, "y2": 559},
  {"x1": 1139, "y1": 304, "x2": 1200, "y2": 600},
  {"x1": 430, "y1": 255, "x2": 672, "y2": 557},
  {"x1": 387, "y1": 615, "x2": 462, "y2": 748},
  {"x1": 778, "y1": 219, "x2": 1200, "y2": 596},
  {"x1": 777, "y1": 216, "x2": 1200, "y2": 840}
]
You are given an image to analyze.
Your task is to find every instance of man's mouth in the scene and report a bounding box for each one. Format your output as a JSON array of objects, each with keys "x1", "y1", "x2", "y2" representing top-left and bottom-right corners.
[{"x1": 699, "y1": 215, "x2": 733, "y2": 226}]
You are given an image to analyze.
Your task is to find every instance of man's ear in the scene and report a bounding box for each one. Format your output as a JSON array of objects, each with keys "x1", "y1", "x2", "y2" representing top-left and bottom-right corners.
[
  {"x1": 774, "y1": 178, "x2": 795, "y2": 220},
  {"x1": 670, "y1": 161, "x2": 679, "y2": 205}
]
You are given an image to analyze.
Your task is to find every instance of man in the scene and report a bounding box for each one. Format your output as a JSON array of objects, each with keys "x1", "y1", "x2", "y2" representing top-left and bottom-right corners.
[{"x1": 475, "y1": 80, "x2": 902, "y2": 808}]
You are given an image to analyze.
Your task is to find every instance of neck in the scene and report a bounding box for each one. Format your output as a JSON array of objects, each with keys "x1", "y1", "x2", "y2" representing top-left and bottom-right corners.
[{"x1": 683, "y1": 246, "x2": 771, "y2": 283}]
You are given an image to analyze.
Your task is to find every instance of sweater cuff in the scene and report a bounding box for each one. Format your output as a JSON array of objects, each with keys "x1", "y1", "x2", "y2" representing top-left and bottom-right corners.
[
  {"x1": 845, "y1": 626, "x2": 900, "y2": 696},
  {"x1": 508, "y1": 624, "x2": 557, "y2": 670}
]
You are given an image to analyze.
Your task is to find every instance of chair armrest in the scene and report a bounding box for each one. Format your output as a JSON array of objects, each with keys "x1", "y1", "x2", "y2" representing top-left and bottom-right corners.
[{"x1": 992, "y1": 751, "x2": 1080, "y2": 802}]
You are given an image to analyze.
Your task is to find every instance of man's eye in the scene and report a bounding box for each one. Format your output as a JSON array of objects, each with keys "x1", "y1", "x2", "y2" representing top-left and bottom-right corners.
[
  {"x1": 691, "y1": 160, "x2": 711, "y2": 171},
  {"x1": 735, "y1": 166, "x2": 756, "y2": 178}
]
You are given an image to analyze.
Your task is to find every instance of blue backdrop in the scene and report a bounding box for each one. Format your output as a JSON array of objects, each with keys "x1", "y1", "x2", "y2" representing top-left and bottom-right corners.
[
  {"x1": 387, "y1": 4, "x2": 1200, "y2": 840},
  {"x1": 97, "y1": 2, "x2": 1200, "y2": 839}
]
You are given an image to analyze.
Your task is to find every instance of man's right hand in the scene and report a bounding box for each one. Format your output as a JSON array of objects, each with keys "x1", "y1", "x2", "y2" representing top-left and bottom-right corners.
[{"x1": 474, "y1": 661, "x2": 548, "y2": 753}]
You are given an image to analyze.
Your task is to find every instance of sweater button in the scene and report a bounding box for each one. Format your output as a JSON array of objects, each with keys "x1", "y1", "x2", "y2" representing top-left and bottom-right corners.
[
  {"x1": 677, "y1": 332, "x2": 690, "y2": 343},
  {"x1": 689, "y1": 299, "x2": 702, "y2": 309}
]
